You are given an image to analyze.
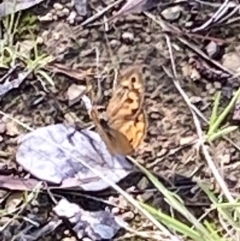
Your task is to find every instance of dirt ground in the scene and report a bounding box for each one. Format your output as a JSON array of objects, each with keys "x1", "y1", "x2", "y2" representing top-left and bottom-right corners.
[{"x1": 1, "y1": 0, "x2": 240, "y2": 240}]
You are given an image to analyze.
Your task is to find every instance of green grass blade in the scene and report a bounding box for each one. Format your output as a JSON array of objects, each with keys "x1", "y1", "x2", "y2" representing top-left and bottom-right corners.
[
  {"x1": 141, "y1": 203, "x2": 203, "y2": 241},
  {"x1": 208, "y1": 87, "x2": 240, "y2": 137},
  {"x1": 209, "y1": 91, "x2": 221, "y2": 132},
  {"x1": 207, "y1": 126, "x2": 238, "y2": 142}
]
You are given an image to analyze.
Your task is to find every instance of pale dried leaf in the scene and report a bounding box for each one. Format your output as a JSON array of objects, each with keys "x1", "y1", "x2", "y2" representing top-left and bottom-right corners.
[
  {"x1": 67, "y1": 84, "x2": 86, "y2": 106},
  {"x1": 54, "y1": 198, "x2": 124, "y2": 240},
  {"x1": 16, "y1": 124, "x2": 134, "y2": 191}
]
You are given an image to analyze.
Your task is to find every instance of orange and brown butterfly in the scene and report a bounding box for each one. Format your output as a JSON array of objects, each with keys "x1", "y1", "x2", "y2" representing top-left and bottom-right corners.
[{"x1": 89, "y1": 66, "x2": 147, "y2": 156}]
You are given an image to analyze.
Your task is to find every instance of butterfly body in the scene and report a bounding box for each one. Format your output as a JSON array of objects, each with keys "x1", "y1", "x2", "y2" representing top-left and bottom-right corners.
[{"x1": 90, "y1": 67, "x2": 147, "y2": 156}]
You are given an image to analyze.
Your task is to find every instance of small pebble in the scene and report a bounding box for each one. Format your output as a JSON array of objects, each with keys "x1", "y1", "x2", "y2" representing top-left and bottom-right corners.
[
  {"x1": 145, "y1": 35, "x2": 151, "y2": 43},
  {"x1": 32, "y1": 207, "x2": 40, "y2": 214},
  {"x1": 189, "y1": 96, "x2": 202, "y2": 104},
  {"x1": 213, "y1": 81, "x2": 222, "y2": 89},
  {"x1": 38, "y1": 12, "x2": 53, "y2": 22},
  {"x1": 118, "y1": 195, "x2": 128, "y2": 208},
  {"x1": 121, "y1": 211, "x2": 134, "y2": 221},
  {"x1": 110, "y1": 39, "x2": 120, "y2": 48},
  {"x1": 82, "y1": 238, "x2": 92, "y2": 241},
  {"x1": 67, "y1": 11, "x2": 77, "y2": 24},
  {"x1": 0, "y1": 121, "x2": 6, "y2": 133},
  {"x1": 62, "y1": 8, "x2": 70, "y2": 16},
  {"x1": 41, "y1": 30, "x2": 49, "y2": 40},
  {"x1": 112, "y1": 207, "x2": 120, "y2": 214},
  {"x1": 161, "y1": 5, "x2": 182, "y2": 21},
  {"x1": 57, "y1": 8, "x2": 70, "y2": 18},
  {"x1": 53, "y1": 3, "x2": 64, "y2": 11},
  {"x1": 79, "y1": 38, "x2": 88, "y2": 48},
  {"x1": 150, "y1": 112, "x2": 161, "y2": 119},
  {"x1": 205, "y1": 83, "x2": 212, "y2": 90},
  {"x1": 122, "y1": 32, "x2": 134, "y2": 42},
  {"x1": 209, "y1": 87, "x2": 215, "y2": 95},
  {"x1": 205, "y1": 41, "x2": 219, "y2": 59},
  {"x1": 79, "y1": 29, "x2": 89, "y2": 38},
  {"x1": 53, "y1": 15, "x2": 58, "y2": 21},
  {"x1": 62, "y1": 237, "x2": 77, "y2": 241}
]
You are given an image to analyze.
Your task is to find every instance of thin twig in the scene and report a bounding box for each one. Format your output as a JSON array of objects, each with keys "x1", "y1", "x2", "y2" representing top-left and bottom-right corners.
[
  {"x1": 145, "y1": 12, "x2": 234, "y2": 75},
  {"x1": 81, "y1": 0, "x2": 124, "y2": 26},
  {"x1": 192, "y1": 0, "x2": 232, "y2": 32}
]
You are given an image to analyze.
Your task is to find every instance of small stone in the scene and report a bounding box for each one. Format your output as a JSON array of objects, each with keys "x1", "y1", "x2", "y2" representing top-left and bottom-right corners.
[
  {"x1": 213, "y1": 81, "x2": 222, "y2": 89},
  {"x1": 161, "y1": 5, "x2": 182, "y2": 21},
  {"x1": 150, "y1": 112, "x2": 161, "y2": 119},
  {"x1": 189, "y1": 96, "x2": 202, "y2": 104},
  {"x1": 205, "y1": 41, "x2": 219, "y2": 58},
  {"x1": 38, "y1": 12, "x2": 53, "y2": 22},
  {"x1": 36, "y1": 36, "x2": 43, "y2": 44},
  {"x1": 64, "y1": 112, "x2": 79, "y2": 125},
  {"x1": 62, "y1": 8, "x2": 70, "y2": 16},
  {"x1": 53, "y1": 3, "x2": 63, "y2": 10},
  {"x1": 5, "y1": 192, "x2": 23, "y2": 212},
  {"x1": 209, "y1": 87, "x2": 216, "y2": 95},
  {"x1": 41, "y1": 30, "x2": 49, "y2": 40},
  {"x1": 145, "y1": 35, "x2": 151, "y2": 43},
  {"x1": 67, "y1": 11, "x2": 77, "y2": 24},
  {"x1": 121, "y1": 211, "x2": 134, "y2": 221},
  {"x1": 79, "y1": 38, "x2": 88, "y2": 48},
  {"x1": 53, "y1": 32, "x2": 61, "y2": 40},
  {"x1": 82, "y1": 238, "x2": 92, "y2": 241},
  {"x1": 112, "y1": 207, "x2": 120, "y2": 214},
  {"x1": 67, "y1": 84, "x2": 86, "y2": 106},
  {"x1": 53, "y1": 15, "x2": 58, "y2": 21},
  {"x1": 57, "y1": 11, "x2": 65, "y2": 18},
  {"x1": 110, "y1": 39, "x2": 120, "y2": 48},
  {"x1": 0, "y1": 121, "x2": 6, "y2": 133},
  {"x1": 118, "y1": 45, "x2": 130, "y2": 55},
  {"x1": 56, "y1": 8, "x2": 70, "y2": 18},
  {"x1": 6, "y1": 120, "x2": 21, "y2": 136},
  {"x1": 222, "y1": 52, "x2": 240, "y2": 73},
  {"x1": 74, "y1": 0, "x2": 88, "y2": 16},
  {"x1": 134, "y1": 37, "x2": 141, "y2": 42},
  {"x1": 118, "y1": 196, "x2": 128, "y2": 208},
  {"x1": 122, "y1": 32, "x2": 134, "y2": 42},
  {"x1": 62, "y1": 237, "x2": 77, "y2": 241},
  {"x1": 32, "y1": 207, "x2": 40, "y2": 214},
  {"x1": 79, "y1": 29, "x2": 89, "y2": 38},
  {"x1": 66, "y1": 1, "x2": 74, "y2": 8},
  {"x1": 205, "y1": 83, "x2": 212, "y2": 90}
]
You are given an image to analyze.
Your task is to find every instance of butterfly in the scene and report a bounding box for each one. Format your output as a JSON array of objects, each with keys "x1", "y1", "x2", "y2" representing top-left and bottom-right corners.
[{"x1": 90, "y1": 66, "x2": 147, "y2": 156}]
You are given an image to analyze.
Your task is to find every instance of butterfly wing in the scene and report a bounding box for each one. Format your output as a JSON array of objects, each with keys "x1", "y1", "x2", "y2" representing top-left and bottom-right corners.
[
  {"x1": 106, "y1": 67, "x2": 147, "y2": 154},
  {"x1": 91, "y1": 106, "x2": 134, "y2": 156}
]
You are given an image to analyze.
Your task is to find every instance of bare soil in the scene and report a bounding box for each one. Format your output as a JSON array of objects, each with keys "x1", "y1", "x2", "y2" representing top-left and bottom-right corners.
[{"x1": 1, "y1": 0, "x2": 240, "y2": 240}]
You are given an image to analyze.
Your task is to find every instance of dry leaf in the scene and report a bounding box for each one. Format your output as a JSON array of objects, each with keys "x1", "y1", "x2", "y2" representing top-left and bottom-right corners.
[
  {"x1": 16, "y1": 124, "x2": 134, "y2": 191},
  {"x1": 67, "y1": 84, "x2": 87, "y2": 106}
]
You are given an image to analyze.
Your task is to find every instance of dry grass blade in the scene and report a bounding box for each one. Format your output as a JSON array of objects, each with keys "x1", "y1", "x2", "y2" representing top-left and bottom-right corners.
[
  {"x1": 81, "y1": 0, "x2": 124, "y2": 26},
  {"x1": 45, "y1": 63, "x2": 93, "y2": 80},
  {"x1": 107, "y1": 0, "x2": 149, "y2": 22}
]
